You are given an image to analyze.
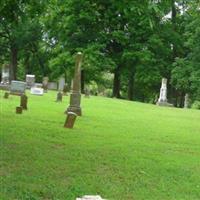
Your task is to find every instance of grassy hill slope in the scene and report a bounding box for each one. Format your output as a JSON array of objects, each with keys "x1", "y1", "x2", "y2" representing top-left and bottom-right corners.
[{"x1": 0, "y1": 90, "x2": 200, "y2": 200}]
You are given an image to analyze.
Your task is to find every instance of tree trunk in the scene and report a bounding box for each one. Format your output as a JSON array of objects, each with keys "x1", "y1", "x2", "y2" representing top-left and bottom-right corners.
[
  {"x1": 10, "y1": 47, "x2": 18, "y2": 81},
  {"x1": 127, "y1": 69, "x2": 135, "y2": 100},
  {"x1": 112, "y1": 65, "x2": 121, "y2": 98}
]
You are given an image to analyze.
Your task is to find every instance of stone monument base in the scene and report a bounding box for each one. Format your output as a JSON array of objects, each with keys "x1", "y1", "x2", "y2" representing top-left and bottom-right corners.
[
  {"x1": 66, "y1": 106, "x2": 82, "y2": 116},
  {"x1": 157, "y1": 101, "x2": 173, "y2": 107}
]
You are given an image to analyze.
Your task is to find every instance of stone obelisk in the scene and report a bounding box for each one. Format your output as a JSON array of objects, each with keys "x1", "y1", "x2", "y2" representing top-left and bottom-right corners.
[{"x1": 66, "y1": 52, "x2": 83, "y2": 116}]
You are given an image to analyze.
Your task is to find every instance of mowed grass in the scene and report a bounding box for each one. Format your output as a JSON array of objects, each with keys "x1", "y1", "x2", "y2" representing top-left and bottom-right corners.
[{"x1": 0, "y1": 90, "x2": 200, "y2": 200}]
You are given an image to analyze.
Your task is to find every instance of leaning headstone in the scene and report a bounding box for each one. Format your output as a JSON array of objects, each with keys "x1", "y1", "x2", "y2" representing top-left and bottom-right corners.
[
  {"x1": 184, "y1": 93, "x2": 190, "y2": 108},
  {"x1": 64, "y1": 112, "x2": 77, "y2": 128},
  {"x1": 16, "y1": 106, "x2": 23, "y2": 114},
  {"x1": 48, "y1": 82, "x2": 58, "y2": 90},
  {"x1": 76, "y1": 195, "x2": 106, "y2": 200},
  {"x1": 1, "y1": 65, "x2": 10, "y2": 85},
  {"x1": 4, "y1": 92, "x2": 9, "y2": 99},
  {"x1": 20, "y1": 94, "x2": 28, "y2": 110},
  {"x1": 26, "y1": 74, "x2": 35, "y2": 88},
  {"x1": 66, "y1": 52, "x2": 83, "y2": 116},
  {"x1": 58, "y1": 77, "x2": 65, "y2": 91},
  {"x1": 42, "y1": 77, "x2": 49, "y2": 92},
  {"x1": 63, "y1": 84, "x2": 68, "y2": 95},
  {"x1": 10, "y1": 81, "x2": 26, "y2": 96},
  {"x1": 157, "y1": 78, "x2": 173, "y2": 107},
  {"x1": 56, "y1": 91, "x2": 62, "y2": 102},
  {"x1": 30, "y1": 87, "x2": 44, "y2": 96}
]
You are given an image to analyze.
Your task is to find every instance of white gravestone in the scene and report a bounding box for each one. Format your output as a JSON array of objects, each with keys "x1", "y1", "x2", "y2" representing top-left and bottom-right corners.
[
  {"x1": 157, "y1": 78, "x2": 173, "y2": 107},
  {"x1": 26, "y1": 74, "x2": 35, "y2": 88},
  {"x1": 30, "y1": 87, "x2": 44, "y2": 96},
  {"x1": 158, "y1": 78, "x2": 167, "y2": 103},
  {"x1": 184, "y1": 93, "x2": 189, "y2": 108},
  {"x1": 58, "y1": 77, "x2": 65, "y2": 91},
  {"x1": 10, "y1": 81, "x2": 26, "y2": 95},
  {"x1": 1, "y1": 66, "x2": 9, "y2": 85}
]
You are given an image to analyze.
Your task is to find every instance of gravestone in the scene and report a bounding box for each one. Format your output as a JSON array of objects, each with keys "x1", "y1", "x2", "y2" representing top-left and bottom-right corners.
[
  {"x1": 48, "y1": 82, "x2": 57, "y2": 90},
  {"x1": 56, "y1": 92, "x2": 62, "y2": 102},
  {"x1": 30, "y1": 87, "x2": 44, "y2": 95},
  {"x1": 84, "y1": 86, "x2": 90, "y2": 98},
  {"x1": 66, "y1": 52, "x2": 83, "y2": 116},
  {"x1": 58, "y1": 77, "x2": 65, "y2": 91},
  {"x1": 26, "y1": 74, "x2": 35, "y2": 88},
  {"x1": 184, "y1": 93, "x2": 190, "y2": 108},
  {"x1": 16, "y1": 106, "x2": 23, "y2": 114},
  {"x1": 63, "y1": 84, "x2": 68, "y2": 95},
  {"x1": 64, "y1": 112, "x2": 77, "y2": 128},
  {"x1": 42, "y1": 77, "x2": 49, "y2": 92},
  {"x1": 10, "y1": 81, "x2": 26, "y2": 96},
  {"x1": 157, "y1": 78, "x2": 173, "y2": 107},
  {"x1": 20, "y1": 94, "x2": 28, "y2": 110},
  {"x1": 4, "y1": 92, "x2": 9, "y2": 99},
  {"x1": 76, "y1": 195, "x2": 106, "y2": 200},
  {"x1": 1, "y1": 65, "x2": 9, "y2": 85}
]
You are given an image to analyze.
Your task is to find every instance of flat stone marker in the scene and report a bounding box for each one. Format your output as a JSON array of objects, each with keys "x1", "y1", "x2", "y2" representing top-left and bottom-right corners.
[
  {"x1": 56, "y1": 92, "x2": 63, "y2": 102},
  {"x1": 4, "y1": 92, "x2": 9, "y2": 99},
  {"x1": 20, "y1": 94, "x2": 28, "y2": 110},
  {"x1": 30, "y1": 87, "x2": 44, "y2": 96},
  {"x1": 76, "y1": 195, "x2": 106, "y2": 200},
  {"x1": 10, "y1": 81, "x2": 26, "y2": 96},
  {"x1": 64, "y1": 112, "x2": 77, "y2": 128},
  {"x1": 16, "y1": 106, "x2": 23, "y2": 114},
  {"x1": 26, "y1": 74, "x2": 35, "y2": 88}
]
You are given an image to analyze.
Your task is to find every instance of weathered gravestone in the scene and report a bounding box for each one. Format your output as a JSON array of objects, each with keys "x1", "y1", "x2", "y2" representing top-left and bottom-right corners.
[
  {"x1": 48, "y1": 82, "x2": 57, "y2": 90},
  {"x1": 76, "y1": 195, "x2": 106, "y2": 200},
  {"x1": 16, "y1": 106, "x2": 23, "y2": 114},
  {"x1": 63, "y1": 84, "x2": 68, "y2": 95},
  {"x1": 58, "y1": 77, "x2": 65, "y2": 91},
  {"x1": 10, "y1": 81, "x2": 26, "y2": 96},
  {"x1": 42, "y1": 77, "x2": 49, "y2": 92},
  {"x1": 84, "y1": 86, "x2": 90, "y2": 98},
  {"x1": 26, "y1": 74, "x2": 35, "y2": 88},
  {"x1": 64, "y1": 112, "x2": 77, "y2": 128},
  {"x1": 66, "y1": 52, "x2": 83, "y2": 116},
  {"x1": 56, "y1": 91, "x2": 62, "y2": 102},
  {"x1": 30, "y1": 87, "x2": 44, "y2": 96},
  {"x1": 4, "y1": 92, "x2": 9, "y2": 99},
  {"x1": 184, "y1": 93, "x2": 190, "y2": 108},
  {"x1": 20, "y1": 94, "x2": 28, "y2": 110},
  {"x1": 157, "y1": 78, "x2": 173, "y2": 107}
]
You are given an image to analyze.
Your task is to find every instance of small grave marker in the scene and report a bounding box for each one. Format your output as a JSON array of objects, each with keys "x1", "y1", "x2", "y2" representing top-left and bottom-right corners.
[
  {"x1": 20, "y1": 94, "x2": 28, "y2": 110},
  {"x1": 56, "y1": 92, "x2": 63, "y2": 102},
  {"x1": 64, "y1": 112, "x2": 77, "y2": 128},
  {"x1": 16, "y1": 106, "x2": 23, "y2": 114}
]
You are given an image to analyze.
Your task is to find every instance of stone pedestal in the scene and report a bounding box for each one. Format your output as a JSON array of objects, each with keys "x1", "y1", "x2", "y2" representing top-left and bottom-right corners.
[
  {"x1": 20, "y1": 94, "x2": 28, "y2": 110},
  {"x1": 64, "y1": 112, "x2": 77, "y2": 128}
]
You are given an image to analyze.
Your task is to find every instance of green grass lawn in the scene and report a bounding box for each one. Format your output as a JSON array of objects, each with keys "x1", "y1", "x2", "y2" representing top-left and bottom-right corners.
[{"x1": 0, "y1": 90, "x2": 200, "y2": 200}]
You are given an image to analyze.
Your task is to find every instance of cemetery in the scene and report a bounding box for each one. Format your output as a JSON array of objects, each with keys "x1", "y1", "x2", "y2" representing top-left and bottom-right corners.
[{"x1": 0, "y1": 1, "x2": 200, "y2": 200}]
